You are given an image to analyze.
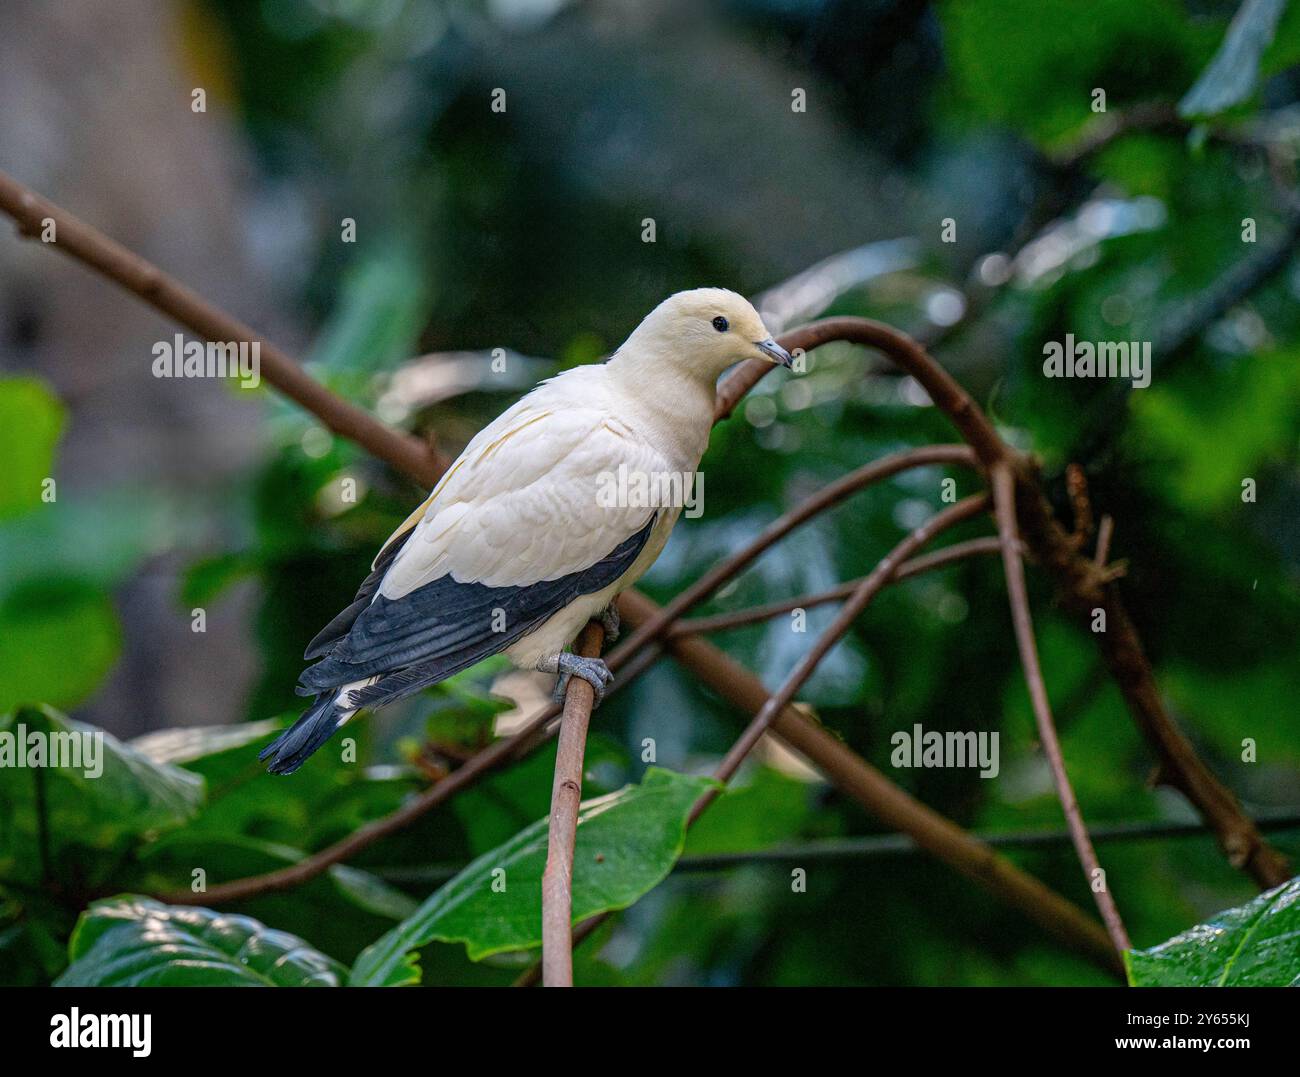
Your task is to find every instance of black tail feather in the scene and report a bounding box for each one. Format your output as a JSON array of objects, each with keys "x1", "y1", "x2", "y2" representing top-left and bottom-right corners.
[{"x1": 259, "y1": 691, "x2": 349, "y2": 775}]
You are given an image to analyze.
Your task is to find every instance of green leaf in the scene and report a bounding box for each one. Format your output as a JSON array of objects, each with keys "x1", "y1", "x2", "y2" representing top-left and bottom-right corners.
[
  {"x1": 350, "y1": 767, "x2": 718, "y2": 985},
  {"x1": 941, "y1": 0, "x2": 1212, "y2": 144},
  {"x1": 1126, "y1": 876, "x2": 1300, "y2": 986},
  {"x1": 56, "y1": 897, "x2": 345, "y2": 986},
  {"x1": 1130, "y1": 348, "x2": 1300, "y2": 509},
  {"x1": 0, "y1": 707, "x2": 204, "y2": 888},
  {"x1": 1261, "y1": 0, "x2": 1300, "y2": 74},
  {"x1": 0, "y1": 581, "x2": 121, "y2": 713},
  {"x1": 0, "y1": 377, "x2": 64, "y2": 519},
  {"x1": 328, "y1": 865, "x2": 419, "y2": 921},
  {"x1": 1179, "y1": 0, "x2": 1287, "y2": 118},
  {"x1": 684, "y1": 766, "x2": 814, "y2": 856}
]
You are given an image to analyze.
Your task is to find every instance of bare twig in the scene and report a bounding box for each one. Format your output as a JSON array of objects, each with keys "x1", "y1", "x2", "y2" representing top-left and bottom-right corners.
[
  {"x1": 383, "y1": 810, "x2": 1300, "y2": 884},
  {"x1": 0, "y1": 169, "x2": 448, "y2": 486},
  {"x1": 668, "y1": 536, "x2": 1004, "y2": 638},
  {"x1": 605, "y1": 444, "x2": 977, "y2": 664},
  {"x1": 694, "y1": 494, "x2": 991, "y2": 818},
  {"x1": 1066, "y1": 463, "x2": 1094, "y2": 548},
  {"x1": 671, "y1": 810, "x2": 1300, "y2": 867},
  {"x1": 992, "y1": 465, "x2": 1129, "y2": 954},
  {"x1": 1094, "y1": 515, "x2": 1115, "y2": 567}
]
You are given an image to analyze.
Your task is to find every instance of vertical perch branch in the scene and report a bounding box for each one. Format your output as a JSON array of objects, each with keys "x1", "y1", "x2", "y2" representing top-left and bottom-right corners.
[
  {"x1": 992, "y1": 465, "x2": 1130, "y2": 954},
  {"x1": 540, "y1": 622, "x2": 604, "y2": 986}
]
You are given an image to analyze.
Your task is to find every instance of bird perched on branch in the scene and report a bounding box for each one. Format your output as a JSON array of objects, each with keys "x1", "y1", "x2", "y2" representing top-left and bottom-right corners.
[{"x1": 260, "y1": 288, "x2": 792, "y2": 774}]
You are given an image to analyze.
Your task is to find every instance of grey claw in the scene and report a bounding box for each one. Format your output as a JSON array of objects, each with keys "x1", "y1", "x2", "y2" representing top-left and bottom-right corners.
[
  {"x1": 551, "y1": 672, "x2": 571, "y2": 706},
  {"x1": 598, "y1": 603, "x2": 621, "y2": 644},
  {"x1": 553, "y1": 653, "x2": 614, "y2": 707}
]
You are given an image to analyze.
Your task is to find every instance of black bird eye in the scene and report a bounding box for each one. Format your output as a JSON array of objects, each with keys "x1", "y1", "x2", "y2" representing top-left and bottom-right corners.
[{"x1": 712, "y1": 316, "x2": 729, "y2": 332}]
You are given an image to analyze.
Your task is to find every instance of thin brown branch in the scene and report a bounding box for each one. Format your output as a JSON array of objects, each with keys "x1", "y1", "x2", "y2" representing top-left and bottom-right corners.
[
  {"x1": 1006, "y1": 460, "x2": 1290, "y2": 888},
  {"x1": 719, "y1": 320, "x2": 1006, "y2": 465},
  {"x1": 1047, "y1": 101, "x2": 1186, "y2": 172},
  {"x1": 693, "y1": 494, "x2": 991, "y2": 818},
  {"x1": 1066, "y1": 463, "x2": 1094, "y2": 548},
  {"x1": 669, "y1": 536, "x2": 1004, "y2": 638},
  {"x1": 0, "y1": 169, "x2": 448, "y2": 486},
  {"x1": 1094, "y1": 515, "x2": 1114, "y2": 567},
  {"x1": 992, "y1": 465, "x2": 1130, "y2": 954},
  {"x1": 540, "y1": 623, "x2": 603, "y2": 987},
  {"x1": 606, "y1": 443, "x2": 977, "y2": 664},
  {"x1": 523, "y1": 589, "x2": 1125, "y2": 984}
]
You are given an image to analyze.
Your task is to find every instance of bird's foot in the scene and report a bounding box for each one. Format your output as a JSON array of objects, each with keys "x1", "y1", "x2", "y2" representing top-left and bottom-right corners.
[
  {"x1": 598, "y1": 603, "x2": 621, "y2": 644},
  {"x1": 539, "y1": 652, "x2": 614, "y2": 707}
]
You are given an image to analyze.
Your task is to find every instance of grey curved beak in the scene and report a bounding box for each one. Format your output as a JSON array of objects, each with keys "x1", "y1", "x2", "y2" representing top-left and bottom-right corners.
[{"x1": 756, "y1": 338, "x2": 793, "y2": 368}]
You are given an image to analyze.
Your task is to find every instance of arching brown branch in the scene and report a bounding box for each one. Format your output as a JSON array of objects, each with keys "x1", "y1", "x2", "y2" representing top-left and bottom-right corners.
[{"x1": 605, "y1": 444, "x2": 977, "y2": 666}]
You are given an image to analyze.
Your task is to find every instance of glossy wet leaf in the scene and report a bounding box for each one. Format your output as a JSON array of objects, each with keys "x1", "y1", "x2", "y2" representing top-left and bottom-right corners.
[
  {"x1": 1126, "y1": 876, "x2": 1300, "y2": 986},
  {"x1": 56, "y1": 897, "x2": 345, "y2": 987},
  {"x1": 350, "y1": 767, "x2": 718, "y2": 985}
]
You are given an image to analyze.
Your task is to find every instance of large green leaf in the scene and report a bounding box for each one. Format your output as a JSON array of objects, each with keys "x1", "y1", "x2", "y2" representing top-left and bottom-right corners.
[
  {"x1": 350, "y1": 767, "x2": 718, "y2": 985},
  {"x1": 684, "y1": 766, "x2": 814, "y2": 856},
  {"x1": 0, "y1": 707, "x2": 204, "y2": 888},
  {"x1": 55, "y1": 897, "x2": 345, "y2": 986},
  {"x1": 0, "y1": 581, "x2": 121, "y2": 713},
  {"x1": 1126, "y1": 876, "x2": 1300, "y2": 986}
]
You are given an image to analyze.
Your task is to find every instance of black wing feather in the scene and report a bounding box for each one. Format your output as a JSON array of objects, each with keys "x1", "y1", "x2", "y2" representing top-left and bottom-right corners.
[
  {"x1": 262, "y1": 514, "x2": 656, "y2": 775},
  {"x1": 298, "y1": 514, "x2": 656, "y2": 694}
]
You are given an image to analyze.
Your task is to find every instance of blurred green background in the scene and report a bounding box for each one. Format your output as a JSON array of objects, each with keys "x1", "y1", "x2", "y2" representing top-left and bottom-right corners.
[{"x1": 1, "y1": 0, "x2": 1298, "y2": 986}]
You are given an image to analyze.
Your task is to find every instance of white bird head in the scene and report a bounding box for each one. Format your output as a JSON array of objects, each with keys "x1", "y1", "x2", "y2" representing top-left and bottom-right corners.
[{"x1": 616, "y1": 288, "x2": 792, "y2": 382}]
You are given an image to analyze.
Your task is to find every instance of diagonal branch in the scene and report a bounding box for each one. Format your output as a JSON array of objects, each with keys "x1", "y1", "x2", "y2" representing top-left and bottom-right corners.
[
  {"x1": 693, "y1": 494, "x2": 991, "y2": 817},
  {"x1": 992, "y1": 464, "x2": 1130, "y2": 954},
  {"x1": 668, "y1": 536, "x2": 1004, "y2": 638},
  {"x1": 605, "y1": 444, "x2": 977, "y2": 664},
  {"x1": 0, "y1": 169, "x2": 448, "y2": 486}
]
